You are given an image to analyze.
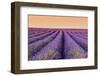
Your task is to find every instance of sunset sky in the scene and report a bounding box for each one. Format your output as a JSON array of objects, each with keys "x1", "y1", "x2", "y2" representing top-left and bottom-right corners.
[{"x1": 28, "y1": 15, "x2": 88, "y2": 29}]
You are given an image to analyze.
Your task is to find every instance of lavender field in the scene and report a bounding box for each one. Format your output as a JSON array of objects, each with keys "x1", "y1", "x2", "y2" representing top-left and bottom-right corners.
[{"x1": 28, "y1": 28, "x2": 88, "y2": 60}]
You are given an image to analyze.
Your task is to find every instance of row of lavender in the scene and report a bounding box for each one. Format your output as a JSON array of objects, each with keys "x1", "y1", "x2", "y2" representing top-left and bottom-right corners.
[{"x1": 28, "y1": 28, "x2": 88, "y2": 60}]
